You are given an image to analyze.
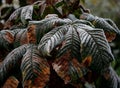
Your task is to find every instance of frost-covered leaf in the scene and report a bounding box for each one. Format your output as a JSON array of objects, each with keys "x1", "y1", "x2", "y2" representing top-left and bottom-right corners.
[
  {"x1": 78, "y1": 28, "x2": 114, "y2": 71},
  {"x1": 0, "y1": 30, "x2": 14, "y2": 50},
  {"x1": 0, "y1": 44, "x2": 28, "y2": 87},
  {"x1": 6, "y1": 7, "x2": 22, "y2": 22},
  {"x1": 4, "y1": 5, "x2": 33, "y2": 29},
  {"x1": 80, "y1": 13, "x2": 120, "y2": 35},
  {"x1": 21, "y1": 44, "x2": 50, "y2": 88},
  {"x1": 13, "y1": 28, "x2": 28, "y2": 48},
  {"x1": 21, "y1": 5, "x2": 33, "y2": 25},
  {"x1": 38, "y1": 18, "x2": 114, "y2": 73},
  {"x1": 29, "y1": 16, "x2": 71, "y2": 43},
  {"x1": 96, "y1": 66, "x2": 120, "y2": 88},
  {"x1": 53, "y1": 51, "x2": 88, "y2": 84}
]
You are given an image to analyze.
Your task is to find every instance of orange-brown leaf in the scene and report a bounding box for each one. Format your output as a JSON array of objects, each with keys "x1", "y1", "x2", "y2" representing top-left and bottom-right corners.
[
  {"x1": 3, "y1": 31, "x2": 14, "y2": 43},
  {"x1": 2, "y1": 76, "x2": 19, "y2": 88},
  {"x1": 14, "y1": 29, "x2": 28, "y2": 46},
  {"x1": 105, "y1": 32, "x2": 116, "y2": 42},
  {"x1": 53, "y1": 51, "x2": 87, "y2": 84},
  {"x1": 82, "y1": 56, "x2": 92, "y2": 67},
  {"x1": 21, "y1": 45, "x2": 50, "y2": 88},
  {"x1": 27, "y1": 25, "x2": 36, "y2": 44}
]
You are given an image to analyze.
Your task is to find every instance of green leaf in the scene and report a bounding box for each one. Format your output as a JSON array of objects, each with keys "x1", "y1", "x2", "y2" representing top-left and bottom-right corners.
[
  {"x1": 21, "y1": 44, "x2": 50, "y2": 88},
  {"x1": 54, "y1": 0, "x2": 64, "y2": 8}
]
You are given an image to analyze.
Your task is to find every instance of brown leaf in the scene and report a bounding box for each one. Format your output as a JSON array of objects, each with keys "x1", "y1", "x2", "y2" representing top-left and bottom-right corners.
[
  {"x1": 22, "y1": 46, "x2": 50, "y2": 88},
  {"x1": 82, "y1": 56, "x2": 92, "y2": 67},
  {"x1": 4, "y1": 21, "x2": 14, "y2": 29},
  {"x1": 2, "y1": 76, "x2": 19, "y2": 88},
  {"x1": 14, "y1": 29, "x2": 28, "y2": 46},
  {"x1": 105, "y1": 32, "x2": 116, "y2": 42},
  {"x1": 3, "y1": 31, "x2": 14, "y2": 43},
  {"x1": 27, "y1": 24, "x2": 36, "y2": 44},
  {"x1": 52, "y1": 51, "x2": 87, "y2": 84}
]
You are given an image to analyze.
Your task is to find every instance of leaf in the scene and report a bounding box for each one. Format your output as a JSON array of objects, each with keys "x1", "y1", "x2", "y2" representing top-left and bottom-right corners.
[
  {"x1": 52, "y1": 51, "x2": 88, "y2": 84},
  {"x1": 0, "y1": 28, "x2": 28, "y2": 48},
  {"x1": 0, "y1": 29, "x2": 25, "y2": 61},
  {"x1": 40, "y1": 3, "x2": 47, "y2": 16},
  {"x1": 27, "y1": 25, "x2": 37, "y2": 43},
  {"x1": 97, "y1": 66, "x2": 120, "y2": 88},
  {"x1": 13, "y1": 28, "x2": 28, "y2": 48},
  {"x1": 0, "y1": 28, "x2": 29, "y2": 49},
  {"x1": 0, "y1": 29, "x2": 19, "y2": 50},
  {"x1": 54, "y1": 0, "x2": 64, "y2": 8},
  {"x1": 29, "y1": 16, "x2": 71, "y2": 43},
  {"x1": 78, "y1": 28, "x2": 114, "y2": 71},
  {"x1": 39, "y1": 20, "x2": 96, "y2": 84},
  {"x1": 0, "y1": 28, "x2": 28, "y2": 60},
  {"x1": 2, "y1": 76, "x2": 19, "y2": 88},
  {"x1": 21, "y1": 44, "x2": 50, "y2": 88},
  {"x1": 74, "y1": 19, "x2": 94, "y2": 27},
  {"x1": 38, "y1": 19, "x2": 114, "y2": 72},
  {"x1": 6, "y1": 7, "x2": 22, "y2": 22},
  {"x1": 21, "y1": 5, "x2": 33, "y2": 25},
  {"x1": 38, "y1": 25, "x2": 69, "y2": 56},
  {"x1": 80, "y1": 13, "x2": 120, "y2": 35},
  {"x1": 5, "y1": 5, "x2": 33, "y2": 28},
  {"x1": 55, "y1": 24, "x2": 82, "y2": 60},
  {"x1": 0, "y1": 44, "x2": 28, "y2": 87},
  {"x1": 105, "y1": 18, "x2": 119, "y2": 31},
  {"x1": 104, "y1": 32, "x2": 116, "y2": 42}
]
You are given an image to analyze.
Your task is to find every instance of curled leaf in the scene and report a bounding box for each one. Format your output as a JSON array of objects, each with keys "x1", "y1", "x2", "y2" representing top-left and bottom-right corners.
[{"x1": 80, "y1": 13, "x2": 120, "y2": 36}]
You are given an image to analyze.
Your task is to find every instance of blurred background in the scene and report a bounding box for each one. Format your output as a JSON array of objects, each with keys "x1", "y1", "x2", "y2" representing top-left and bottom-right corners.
[{"x1": 0, "y1": 0, "x2": 120, "y2": 74}]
